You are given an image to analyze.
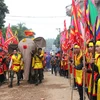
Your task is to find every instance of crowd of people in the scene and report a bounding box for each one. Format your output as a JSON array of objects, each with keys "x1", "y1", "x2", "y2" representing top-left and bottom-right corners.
[
  {"x1": 44, "y1": 39, "x2": 100, "y2": 100},
  {"x1": 0, "y1": 39, "x2": 100, "y2": 100},
  {"x1": 0, "y1": 47, "x2": 45, "y2": 87}
]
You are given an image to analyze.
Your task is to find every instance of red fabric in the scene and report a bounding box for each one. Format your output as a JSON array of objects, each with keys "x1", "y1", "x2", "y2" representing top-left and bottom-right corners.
[
  {"x1": 94, "y1": 72, "x2": 98, "y2": 81},
  {"x1": 24, "y1": 30, "x2": 34, "y2": 36},
  {"x1": 3, "y1": 63, "x2": 7, "y2": 71},
  {"x1": 0, "y1": 29, "x2": 4, "y2": 45},
  {"x1": 64, "y1": 64, "x2": 68, "y2": 70},
  {"x1": 70, "y1": 0, "x2": 84, "y2": 47},
  {"x1": 4, "y1": 24, "x2": 18, "y2": 49},
  {"x1": 0, "y1": 65, "x2": 3, "y2": 74}
]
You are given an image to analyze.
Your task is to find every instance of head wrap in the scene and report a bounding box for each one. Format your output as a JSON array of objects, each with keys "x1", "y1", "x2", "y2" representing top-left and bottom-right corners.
[
  {"x1": 96, "y1": 41, "x2": 100, "y2": 46},
  {"x1": 88, "y1": 42, "x2": 94, "y2": 47},
  {"x1": 74, "y1": 44, "x2": 80, "y2": 49}
]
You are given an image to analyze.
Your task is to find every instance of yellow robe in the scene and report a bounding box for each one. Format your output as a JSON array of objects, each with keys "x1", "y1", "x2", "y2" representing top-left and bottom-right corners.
[
  {"x1": 74, "y1": 52, "x2": 83, "y2": 85},
  {"x1": 12, "y1": 53, "x2": 21, "y2": 72},
  {"x1": 32, "y1": 54, "x2": 43, "y2": 69},
  {"x1": 95, "y1": 53, "x2": 100, "y2": 99}
]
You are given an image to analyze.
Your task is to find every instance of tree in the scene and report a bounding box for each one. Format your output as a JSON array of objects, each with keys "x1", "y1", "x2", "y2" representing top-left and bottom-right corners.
[
  {"x1": 11, "y1": 23, "x2": 31, "y2": 41},
  {"x1": 0, "y1": 0, "x2": 9, "y2": 29},
  {"x1": 2, "y1": 26, "x2": 6, "y2": 38},
  {"x1": 54, "y1": 34, "x2": 60, "y2": 48}
]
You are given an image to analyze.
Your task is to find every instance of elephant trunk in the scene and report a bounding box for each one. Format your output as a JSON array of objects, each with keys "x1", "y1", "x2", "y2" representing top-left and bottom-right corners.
[{"x1": 23, "y1": 52, "x2": 32, "y2": 80}]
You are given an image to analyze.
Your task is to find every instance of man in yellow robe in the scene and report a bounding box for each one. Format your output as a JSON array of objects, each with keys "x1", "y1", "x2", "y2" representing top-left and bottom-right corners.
[
  {"x1": 85, "y1": 41, "x2": 97, "y2": 99},
  {"x1": 32, "y1": 48, "x2": 44, "y2": 86},
  {"x1": 95, "y1": 40, "x2": 100, "y2": 100},
  {"x1": 74, "y1": 44, "x2": 83, "y2": 100},
  {"x1": 8, "y1": 50, "x2": 22, "y2": 88}
]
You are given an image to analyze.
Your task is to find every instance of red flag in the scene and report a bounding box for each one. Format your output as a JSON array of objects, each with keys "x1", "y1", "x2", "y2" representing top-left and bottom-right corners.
[
  {"x1": 5, "y1": 24, "x2": 14, "y2": 40},
  {"x1": 71, "y1": 0, "x2": 84, "y2": 47},
  {"x1": 4, "y1": 24, "x2": 18, "y2": 49},
  {"x1": 60, "y1": 31, "x2": 66, "y2": 43},
  {"x1": 62, "y1": 20, "x2": 69, "y2": 52},
  {"x1": 0, "y1": 30, "x2": 5, "y2": 46}
]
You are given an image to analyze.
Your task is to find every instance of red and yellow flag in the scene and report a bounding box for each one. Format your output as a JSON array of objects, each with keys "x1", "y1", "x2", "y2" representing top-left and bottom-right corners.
[{"x1": 4, "y1": 24, "x2": 18, "y2": 49}]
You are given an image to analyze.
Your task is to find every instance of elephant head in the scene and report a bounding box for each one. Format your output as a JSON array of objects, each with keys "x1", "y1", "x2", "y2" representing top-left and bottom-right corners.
[{"x1": 18, "y1": 37, "x2": 46, "y2": 80}]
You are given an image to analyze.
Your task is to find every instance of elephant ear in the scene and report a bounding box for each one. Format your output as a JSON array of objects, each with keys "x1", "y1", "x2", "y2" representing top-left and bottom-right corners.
[
  {"x1": 8, "y1": 44, "x2": 18, "y2": 54},
  {"x1": 34, "y1": 37, "x2": 46, "y2": 48}
]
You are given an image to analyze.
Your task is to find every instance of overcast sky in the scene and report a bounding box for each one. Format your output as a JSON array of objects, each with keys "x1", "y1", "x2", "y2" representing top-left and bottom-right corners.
[{"x1": 4, "y1": 0, "x2": 72, "y2": 39}]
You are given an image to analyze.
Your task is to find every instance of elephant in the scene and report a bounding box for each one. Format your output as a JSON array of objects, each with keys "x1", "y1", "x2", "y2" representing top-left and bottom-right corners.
[{"x1": 18, "y1": 37, "x2": 46, "y2": 81}]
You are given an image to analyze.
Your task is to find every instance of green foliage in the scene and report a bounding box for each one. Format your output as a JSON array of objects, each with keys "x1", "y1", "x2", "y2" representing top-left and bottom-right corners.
[
  {"x1": 54, "y1": 34, "x2": 60, "y2": 48},
  {"x1": 12, "y1": 23, "x2": 28, "y2": 41},
  {"x1": 2, "y1": 26, "x2": 6, "y2": 38},
  {"x1": 0, "y1": 0, "x2": 9, "y2": 29}
]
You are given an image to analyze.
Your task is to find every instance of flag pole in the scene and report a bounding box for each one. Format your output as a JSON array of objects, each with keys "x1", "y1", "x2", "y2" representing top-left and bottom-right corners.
[
  {"x1": 71, "y1": 44, "x2": 74, "y2": 100},
  {"x1": 82, "y1": 0, "x2": 87, "y2": 99},
  {"x1": 82, "y1": 25, "x2": 86, "y2": 100},
  {"x1": 90, "y1": 16, "x2": 97, "y2": 100}
]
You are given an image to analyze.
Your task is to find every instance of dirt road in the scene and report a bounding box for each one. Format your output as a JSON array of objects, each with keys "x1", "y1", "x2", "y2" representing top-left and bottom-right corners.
[{"x1": 0, "y1": 72, "x2": 88, "y2": 100}]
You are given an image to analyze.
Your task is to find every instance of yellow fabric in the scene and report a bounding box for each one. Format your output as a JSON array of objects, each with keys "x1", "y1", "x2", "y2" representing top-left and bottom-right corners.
[
  {"x1": 13, "y1": 66, "x2": 20, "y2": 72},
  {"x1": 74, "y1": 45, "x2": 80, "y2": 49},
  {"x1": 75, "y1": 70, "x2": 83, "y2": 85},
  {"x1": 97, "y1": 79, "x2": 100, "y2": 100},
  {"x1": 86, "y1": 52, "x2": 92, "y2": 94},
  {"x1": 61, "y1": 60, "x2": 63, "y2": 66},
  {"x1": 75, "y1": 52, "x2": 82, "y2": 66},
  {"x1": 86, "y1": 52, "x2": 97, "y2": 95},
  {"x1": 96, "y1": 57, "x2": 100, "y2": 74},
  {"x1": 93, "y1": 82, "x2": 96, "y2": 96},
  {"x1": 12, "y1": 54, "x2": 21, "y2": 64},
  {"x1": 89, "y1": 53, "x2": 100, "y2": 96},
  {"x1": 32, "y1": 54, "x2": 43, "y2": 69},
  {"x1": 20, "y1": 60, "x2": 24, "y2": 70},
  {"x1": 89, "y1": 42, "x2": 94, "y2": 47},
  {"x1": 74, "y1": 51, "x2": 83, "y2": 85},
  {"x1": 95, "y1": 53, "x2": 100, "y2": 74},
  {"x1": 88, "y1": 74, "x2": 92, "y2": 94},
  {"x1": 22, "y1": 38, "x2": 26, "y2": 42},
  {"x1": 96, "y1": 41, "x2": 100, "y2": 46},
  {"x1": 88, "y1": 74, "x2": 96, "y2": 95},
  {"x1": 12, "y1": 53, "x2": 21, "y2": 72}
]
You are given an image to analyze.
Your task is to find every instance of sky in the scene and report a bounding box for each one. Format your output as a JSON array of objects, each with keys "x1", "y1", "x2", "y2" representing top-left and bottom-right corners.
[{"x1": 4, "y1": 0, "x2": 72, "y2": 39}]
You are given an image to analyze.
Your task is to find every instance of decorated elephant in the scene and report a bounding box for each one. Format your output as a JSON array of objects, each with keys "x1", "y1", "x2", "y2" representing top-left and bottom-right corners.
[{"x1": 18, "y1": 37, "x2": 46, "y2": 81}]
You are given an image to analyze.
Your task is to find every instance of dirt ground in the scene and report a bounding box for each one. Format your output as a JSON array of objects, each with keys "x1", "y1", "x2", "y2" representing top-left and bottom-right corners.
[{"x1": 0, "y1": 72, "x2": 88, "y2": 100}]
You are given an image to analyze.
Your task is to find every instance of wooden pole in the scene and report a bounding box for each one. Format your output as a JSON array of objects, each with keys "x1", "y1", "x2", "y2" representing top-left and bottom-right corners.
[
  {"x1": 71, "y1": 45, "x2": 74, "y2": 100},
  {"x1": 90, "y1": 17, "x2": 97, "y2": 100}
]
